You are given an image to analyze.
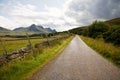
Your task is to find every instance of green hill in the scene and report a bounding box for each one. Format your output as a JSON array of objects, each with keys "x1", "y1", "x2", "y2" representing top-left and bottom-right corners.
[
  {"x1": 69, "y1": 17, "x2": 120, "y2": 45},
  {"x1": 69, "y1": 17, "x2": 120, "y2": 33},
  {"x1": 106, "y1": 17, "x2": 120, "y2": 26}
]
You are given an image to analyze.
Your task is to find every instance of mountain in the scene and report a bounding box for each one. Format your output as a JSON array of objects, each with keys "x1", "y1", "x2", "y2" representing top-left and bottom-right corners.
[
  {"x1": 13, "y1": 24, "x2": 56, "y2": 33},
  {"x1": 13, "y1": 27, "x2": 26, "y2": 31},
  {"x1": 0, "y1": 24, "x2": 56, "y2": 36},
  {"x1": 0, "y1": 27, "x2": 14, "y2": 36},
  {"x1": 45, "y1": 28, "x2": 56, "y2": 33},
  {"x1": 0, "y1": 27, "x2": 11, "y2": 32}
]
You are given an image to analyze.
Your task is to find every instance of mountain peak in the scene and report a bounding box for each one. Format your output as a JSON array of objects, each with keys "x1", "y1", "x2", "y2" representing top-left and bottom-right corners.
[
  {"x1": 30, "y1": 24, "x2": 36, "y2": 27},
  {"x1": 13, "y1": 24, "x2": 56, "y2": 33},
  {"x1": 28, "y1": 24, "x2": 39, "y2": 32}
]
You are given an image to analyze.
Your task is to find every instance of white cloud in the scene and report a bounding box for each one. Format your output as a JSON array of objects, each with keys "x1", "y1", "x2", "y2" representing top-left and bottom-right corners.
[
  {"x1": 0, "y1": 16, "x2": 15, "y2": 29},
  {"x1": 0, "y1": 1, "x2": 77, "y2": 31},
  {"x1": 11, "y1": 3, "x2": 36, "y2": 17}
]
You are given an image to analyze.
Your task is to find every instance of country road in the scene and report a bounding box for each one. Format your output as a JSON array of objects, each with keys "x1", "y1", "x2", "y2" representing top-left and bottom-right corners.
[{"x1": 29, "y1": 35, "x2": 120, "y2": 80}]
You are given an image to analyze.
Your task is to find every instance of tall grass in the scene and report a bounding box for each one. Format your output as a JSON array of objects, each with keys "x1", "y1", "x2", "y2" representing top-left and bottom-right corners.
[
  {"x1": 0, "y1": 36, "x2": 73, "y2": 80},
  {"x1": 80, "y1": 36, "x2": 120, "y2": 67}
]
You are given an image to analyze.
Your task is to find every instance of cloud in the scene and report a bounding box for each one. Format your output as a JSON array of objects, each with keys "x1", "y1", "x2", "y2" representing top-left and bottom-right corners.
[
  {"x1": 90, "y1": 0, "x2": 120, "y2": 19},
  {"x1": 0, "y1": 0, "x2": 120, "y2": 31},
  {"x1": 0, "y1": 1, "x2": 76, "y2": 31},
  {"x1": 0, "y1": 16, "x2": 13, "y2": 28},
  {"x1": 0, "y1": 2, "x2": 67, "y2": 30},
  {"x1": 65, "y1": 0, "x2": 120, "y2": 25}
]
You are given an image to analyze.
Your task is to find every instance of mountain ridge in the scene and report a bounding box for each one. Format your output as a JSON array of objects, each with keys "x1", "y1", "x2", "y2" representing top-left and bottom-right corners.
[{"x1": 0, "y1": 24, "x2": 56, "y2": 35}]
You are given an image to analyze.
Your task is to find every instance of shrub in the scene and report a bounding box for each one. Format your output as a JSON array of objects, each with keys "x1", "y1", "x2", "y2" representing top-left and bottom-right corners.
[
  {"x1": 88, "y1": 21, "x2": 109, "y2": 38},
  {"x1": 103, "y1": 26, "x2": 120, "y2": 46}
]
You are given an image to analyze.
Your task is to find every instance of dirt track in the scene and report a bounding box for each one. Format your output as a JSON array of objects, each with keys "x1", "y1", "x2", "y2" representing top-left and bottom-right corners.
[{"x1": 29, "y1": 35, "x2": 120, "y2": 80}]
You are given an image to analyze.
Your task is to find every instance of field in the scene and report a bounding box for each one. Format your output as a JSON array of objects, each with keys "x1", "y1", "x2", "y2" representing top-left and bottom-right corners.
[
  {"x1": 80, "y1": 36, "x2": 120, "y2": 67},
  {"x1": 0, "y1": 37, "x2": 48, "y2": 54}
]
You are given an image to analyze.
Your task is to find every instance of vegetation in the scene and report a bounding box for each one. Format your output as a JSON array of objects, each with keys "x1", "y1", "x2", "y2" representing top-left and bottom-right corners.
[
  {"x1": 103, "y1": 25, "x2": 120, "y2": 45},
  {"x1": 69, "y1": 27, "x2": 88, "y2": 36},
  {"x1": 70, "y1": 17, "x2": 120, "y2": 46},
  {"x1": 80, "y1": 36, "x2": 120, "y2": 67},
  {"x1": 88, "y1": 21, "x2": 109, "y2": 38},
  {"x1": 0, "y1": 36, "x2": 73, "y2": 80}
]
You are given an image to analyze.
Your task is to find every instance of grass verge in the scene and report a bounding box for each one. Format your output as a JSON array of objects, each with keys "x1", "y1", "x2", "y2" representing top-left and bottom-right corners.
[
  {"x1": 80, "y1": 36, "x2": 120, "y2": 68},
  {"x1": 0, "y1": 36, "x2": 74, "y2": 80}
]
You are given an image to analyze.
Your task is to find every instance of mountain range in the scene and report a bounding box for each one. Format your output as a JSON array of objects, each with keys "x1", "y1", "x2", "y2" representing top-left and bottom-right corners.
[{"x1": 0, "y1": 24, "x2": 56, "y2": 36}]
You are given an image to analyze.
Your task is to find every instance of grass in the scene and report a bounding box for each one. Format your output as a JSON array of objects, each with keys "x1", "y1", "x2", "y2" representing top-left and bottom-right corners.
[
  {"x1": 0, "y1": 36, "x2": 73, "y2": 80},
  {"x1": 0, "y1": 37, "x2": 46, "y2": 54},
  {"x1": 80, "y1": 36, "x2": 120, "y2": 67}
]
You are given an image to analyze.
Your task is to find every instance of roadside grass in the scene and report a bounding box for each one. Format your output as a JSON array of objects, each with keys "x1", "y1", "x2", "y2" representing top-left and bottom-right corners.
[
  {"x1": 80, "y1": 36, "x2": 120, "y2": 67},
  {"x1": 0, "y1": 38, "x2": 46, "y2": 54},
  {"x1": 0, "y1": 36, "x2": 73, "y2": 80}
]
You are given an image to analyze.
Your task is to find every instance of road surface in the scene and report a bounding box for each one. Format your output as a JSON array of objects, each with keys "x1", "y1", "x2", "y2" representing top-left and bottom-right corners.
[{"x1": 29, "y1": 35, "x2": 120, "y2": 80}]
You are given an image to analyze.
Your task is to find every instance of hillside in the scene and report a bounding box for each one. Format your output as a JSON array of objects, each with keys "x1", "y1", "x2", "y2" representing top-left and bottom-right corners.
[
  {"x1": 69, "y1": 17, "x2": 120, "y2": 33},
  {"x1": 0, "y1": 27, "x2": 15, "y2": 35},
  {"x1": 0, "y1": 27, "x2": 11, "y2": 32},
  {"x1": 69, "y1": 17, "x2": 120, "y2": 45},
  {"x1": 106, "y1": 17, "x2": 120, "y2": 26}
]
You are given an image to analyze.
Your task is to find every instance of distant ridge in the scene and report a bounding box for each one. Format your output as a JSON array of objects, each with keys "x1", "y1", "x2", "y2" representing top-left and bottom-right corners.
[
  {"x1": 0, "y1": 24, "x2": 56, "y2": 36},
  {"x1": 0, "y1": 27, "x2": 11, "y2": 32}
]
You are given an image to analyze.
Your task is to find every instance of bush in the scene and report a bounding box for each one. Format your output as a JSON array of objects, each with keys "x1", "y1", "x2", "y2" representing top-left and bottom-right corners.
[
  {"x1": 103, "y1": 26, "x2": 120, "y2": 46},
  {"x1": 88, "y1": 21, "x2": 109, "y2": 38}
]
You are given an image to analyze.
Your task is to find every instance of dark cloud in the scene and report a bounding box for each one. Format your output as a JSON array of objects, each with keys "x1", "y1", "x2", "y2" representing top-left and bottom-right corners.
[
  {"x1": 91, "y1": 0, "x2": 120, "y2": 19},
  {"x1": 66, "y1": 0, "x2": 120, "y2": 25}
]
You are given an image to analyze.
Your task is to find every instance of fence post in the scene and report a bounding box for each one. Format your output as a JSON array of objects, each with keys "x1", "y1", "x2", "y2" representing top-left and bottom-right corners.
[
  {"x1": 0, "y1": 37, "x2": 7, "y2": 55},
  {"x1": 40, "y1": 34, "x2": 43, "y2": 39},
  {"x1": 40, "y1": 34, "x2": 44, "y2": 41},
  {"x1": 45, "y1": 33, "x2": 50, "y2": 46},
  {"x1": 25, "y1": 31, "x2": 32, "y2": 47},
  {"x1": 24, "y1": 31, "x2": 35, "y2": 56}
]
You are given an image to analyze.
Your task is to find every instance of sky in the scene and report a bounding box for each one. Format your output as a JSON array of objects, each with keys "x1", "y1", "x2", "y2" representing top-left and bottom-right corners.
[{"x1": 0, "y1": 0, "x2": 120, "y2": 31}]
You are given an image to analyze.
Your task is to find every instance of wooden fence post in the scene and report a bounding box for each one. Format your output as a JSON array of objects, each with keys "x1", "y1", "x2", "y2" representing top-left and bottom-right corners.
[
  {"x1": 0, "y1": 37, "x2": 7, "y2": 55},
  {"x1": 45, "y1": 33, "x2": 50, "y2": 46},
  {"x1": 24, "y1": 31, "x2": 35, "y2": 56},
  {"x1": 25, "y1": 31, "x2": 32, "y2": 47}
]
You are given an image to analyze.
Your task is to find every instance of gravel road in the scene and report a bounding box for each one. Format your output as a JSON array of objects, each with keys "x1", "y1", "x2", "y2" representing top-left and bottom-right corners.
[{"x1": 29, "y1": 35, "x2": 120, "y2": 80}]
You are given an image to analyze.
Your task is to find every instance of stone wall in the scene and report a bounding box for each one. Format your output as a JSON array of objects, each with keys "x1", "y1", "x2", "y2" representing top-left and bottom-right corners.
[{"x1": 0, "y1": 35, "x2": 69, "y2": 67}]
